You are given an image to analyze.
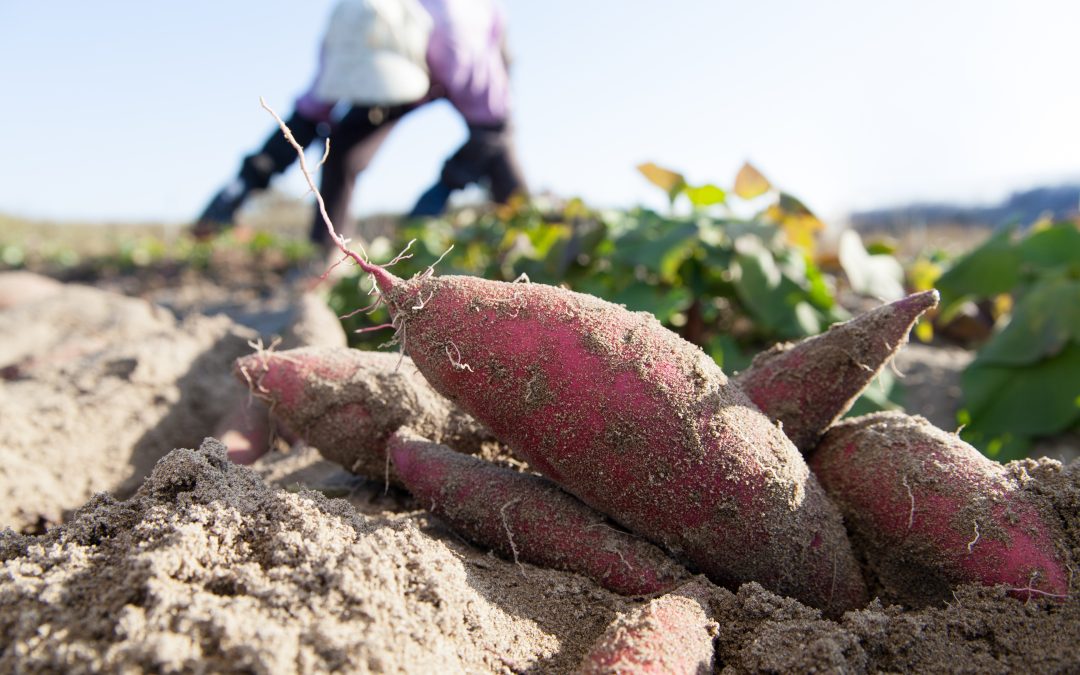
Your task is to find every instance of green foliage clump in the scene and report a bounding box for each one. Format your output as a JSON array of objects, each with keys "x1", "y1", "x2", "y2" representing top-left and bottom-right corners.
[
  {"x1": 935, "y1": 221, "x2": 1080, "y2": 459},
  {"x1": 331, "y1": 163, "x2": 892, "y2": 381}
]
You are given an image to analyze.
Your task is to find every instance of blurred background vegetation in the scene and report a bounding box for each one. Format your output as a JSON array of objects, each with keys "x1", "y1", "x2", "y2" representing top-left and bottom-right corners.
[{"x1": 2, "y1": 164, "x2": 1077, "y2": 462}]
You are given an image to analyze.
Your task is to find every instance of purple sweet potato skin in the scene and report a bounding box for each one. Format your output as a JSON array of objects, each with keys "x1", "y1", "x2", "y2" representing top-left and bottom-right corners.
[
  {"x1": 376, "y1": 272, "x2": 867, "y2": 615},
  {"x1": 388, "y1": 428, "x2": 689, "y2": 596},
  {"x1": 577, "y1": 580, "x2": 718, "y2": 674},
  {"x1": 811, "y1": 411, "x2": 1071, "y2": 606},
  {"x1": 737, "y1": 290, "x2": 938, "y2": 452},
  {"x1": 233, "y1": 347, "x2": 494, "y2": 480}
]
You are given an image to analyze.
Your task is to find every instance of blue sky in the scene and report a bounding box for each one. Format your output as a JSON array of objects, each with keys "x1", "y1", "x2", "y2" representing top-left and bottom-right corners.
[{"x1": 1, "y1": 1, "x2": 1078, "y2": 224}]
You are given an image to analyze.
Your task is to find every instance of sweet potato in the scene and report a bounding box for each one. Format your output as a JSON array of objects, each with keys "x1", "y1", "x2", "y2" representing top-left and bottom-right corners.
[
  {"x1": 577, "y1": 580, "x2": 718, "y2": 674},
  {"x1": 811, "y1": 411, "x2": 1071, "y2": 605},
  {"x1": 388, "y1": 428, "x2": 689, "y2": 596},
  {"x1": 737, "y1": 290, "x2": 938, "y2": 451},
  {"x1": 233, "y1": 346, "x2": 495, "y2": 481},
  {"x1": 365, "y1": 268, "x2": 867, "y2": 615}
]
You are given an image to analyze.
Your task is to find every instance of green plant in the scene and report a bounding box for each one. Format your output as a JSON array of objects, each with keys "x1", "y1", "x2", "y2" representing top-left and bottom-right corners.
[
  {"x1": 935, "y1": 221, "x2": 1080, "y2": 459},
  {"x1": 332, "y1": 164, "x2": 885, "y2": 372}
]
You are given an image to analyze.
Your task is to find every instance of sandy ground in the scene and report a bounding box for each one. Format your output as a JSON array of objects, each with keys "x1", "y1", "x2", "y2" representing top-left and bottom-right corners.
[
  {"x1": 2, "y1": 439, "x2": 1077, "y2": 673},
  {"x1": 1, "y1": 273, "x2": 1078, "y2": 673},
  {"x1": 0, "y1": 285, "x2": 256, "y2": 531}
]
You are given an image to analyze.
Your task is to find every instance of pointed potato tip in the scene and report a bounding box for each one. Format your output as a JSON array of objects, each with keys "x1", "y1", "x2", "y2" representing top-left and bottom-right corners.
[
  {"x1": 911, "y1": 288, "x2": 940, "y2": 308},
  {"x1": 232, "y1": 353, "x2": 263, "y2": 380},
  {"x1": 231, "y1": 352, "x2": 281, "y2": 390},
  {"x1": 895, "y1": 288, "x2": 940, "y2": 320}
]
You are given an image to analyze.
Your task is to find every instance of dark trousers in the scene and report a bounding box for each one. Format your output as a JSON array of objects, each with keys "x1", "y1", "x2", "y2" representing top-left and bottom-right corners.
[
  {"x1": 409, "y1": 121, "x2": 528, "y2": 218},
  {"x1": 235, "y1": 105, "x2": 414, "y2": 244},
  {"x1": 312, "y1": 103, "x2": 416, "y2": 244},
  {"x1": 231, "y1": 108, "x2": 525, "y2": 239},
  {"x1": 441, "y1": 122, "x2": 527, "y2": 202}
]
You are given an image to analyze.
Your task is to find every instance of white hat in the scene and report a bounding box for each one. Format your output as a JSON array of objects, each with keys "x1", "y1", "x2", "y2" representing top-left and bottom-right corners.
[{"x1": 314, "y1": 0, "x2": 433, "y2": 106}]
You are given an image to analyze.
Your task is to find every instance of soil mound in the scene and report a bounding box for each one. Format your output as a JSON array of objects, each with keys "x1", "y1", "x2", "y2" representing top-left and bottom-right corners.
[
  {"x1": 0, "y1": 440, "x2": 629, "y2": 673},
  {"x1": 0, "y1": 285, "x2": 256, "y2": 531}
]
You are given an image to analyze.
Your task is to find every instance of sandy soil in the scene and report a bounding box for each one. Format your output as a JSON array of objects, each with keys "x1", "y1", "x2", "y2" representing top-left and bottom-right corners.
[
  {"x1": 0, "y1": 273, "x2": 347, "y2": 533},
  {"x1": 0, "y1": 284, "x2": 256, "y2": 532},
  {"x1": 2, "y1": 439, "x2": 1077, "y2": 673},
  {"x1": 1, "y1": 273, "x2": 1078, "y2": 673}
]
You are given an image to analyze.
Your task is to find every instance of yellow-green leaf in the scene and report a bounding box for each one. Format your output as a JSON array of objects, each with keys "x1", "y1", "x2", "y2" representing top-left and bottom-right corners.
[
  {"x1": 683, "y1": 183, "x2": 727, "y2": 208},
  {"x1": 780, "y1": 213, "x2": 825, "y2": 255},
  {"x1": 915, "y1": 318, "x2": 934, "y2": 342},
  {"x1": 907, "y1": 258, "x2": 943, "y2": 293},
  {"x1": 763, "y1": 197, "x2": 824, "y2": 255}
]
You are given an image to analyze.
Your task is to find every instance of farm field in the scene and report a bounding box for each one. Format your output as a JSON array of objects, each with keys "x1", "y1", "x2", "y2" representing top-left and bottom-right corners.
[{"x1": 1, "y1": 191, "x2": 1078, "y2": 672}]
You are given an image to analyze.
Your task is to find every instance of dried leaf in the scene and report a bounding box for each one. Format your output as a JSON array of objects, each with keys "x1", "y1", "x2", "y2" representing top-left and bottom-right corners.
[
  {"x1": 637, "y1": 162, "x2": 686, "y2": 200},
  {"x1": 734, "y1": 162, "x2": 771, "y2": 199}
]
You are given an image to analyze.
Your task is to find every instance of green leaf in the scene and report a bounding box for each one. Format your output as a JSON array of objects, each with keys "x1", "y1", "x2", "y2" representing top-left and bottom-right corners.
[
  {"x1": 707, "y1": 334, "x2": 752, "y2": 374},
  {"x1": 802, "y1": 255, "x2": 836, "y2": 310},
  {"x1": 961, "y1": 340, "x2": 1080, "y2": 439},
  {"x1": 1016, "y1": 222, "x2": 1080, "y2": 271},
  {"x1": 612, "y1": 284, "x2": 693, "y2": 324},
  {"x1": 974, "y1": 276, "x2": 1080, "y2": 366},
  {"x1": 907, "y1": 257, "x2": 943, "y2": 293},
  {"x1": 793, "y1": 301, "x2": 822, "y2": 335},
  {"x1": 734, "y1": 235, "x2": 782, "y2": 287},
  {"x1": 866, "y1": 240, "x2": 898, "y2": 256},
  {"x1": 846, "y1": 369, "x2": 904, "y2": 417},
  {"x1": 658, "y1": 237, "x2": 699, "y2": 284},
  {"x1": 838, "y1": 229, "x2": 905, "y2": 301},
  {"x1": 732, "y1": 259, "x2": 781, "y2": 330},
  {"x1": 683, "y1": 184, "x2": 727, "y2": 208},
  {"x1": 612, "y1": 218, "x2": 698, "y2": 281},
  {"x1": 524, "y1": 222, "x2": 570, "y2": 259},
  {"x1": 731, "y1": 236, "x2": 817, "y2": 337},
  {"x1": 959, "y1": 429, "x2": 1032, "y2": 462},
  {"x1": 935, "y1": 228, "x2": 1021, "y2": 308},
  {"x1": 777, "y1": 192, "x2": 814, "y2": 216}
]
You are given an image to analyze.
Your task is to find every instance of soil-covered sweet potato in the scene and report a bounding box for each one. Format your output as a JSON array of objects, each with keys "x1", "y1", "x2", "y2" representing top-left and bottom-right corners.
[
  {"x1": 811, "y1": 411, "x2": 1071, "y2": 606},
  {"x1": 737, "y1": 290, "x2": 938, "y2": 451},
  {"x1": 577, "y1": 580, "x2": 718, "y2": 674},
  {"x1": 366, "y1": 268, "x2": 867, "y2": 615},
  {"x1": 233, "y1": 347, "x2": 496, "y2": 482},
  {"x1": 389, "y1": 428, "x2": 689, "y2": 596}
]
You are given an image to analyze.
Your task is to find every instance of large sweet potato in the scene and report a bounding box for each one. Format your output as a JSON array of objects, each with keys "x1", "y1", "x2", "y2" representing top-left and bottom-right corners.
[
  {"x1": 362, "y1": 267, "x2": 866, "y2": 615},
  {"x1": 811, "y1": 411, "x2": 1071, "y2": 605}
]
